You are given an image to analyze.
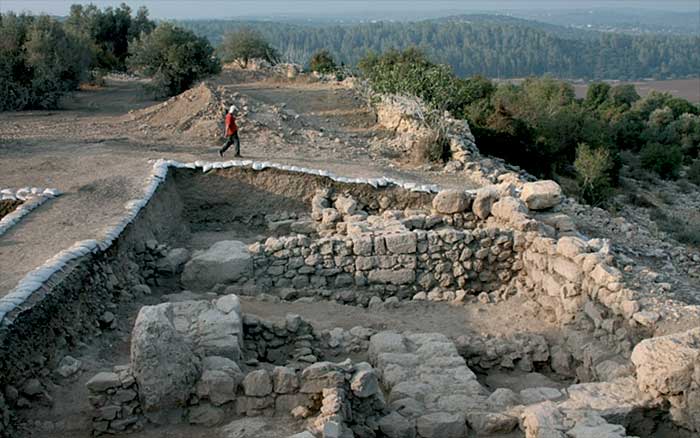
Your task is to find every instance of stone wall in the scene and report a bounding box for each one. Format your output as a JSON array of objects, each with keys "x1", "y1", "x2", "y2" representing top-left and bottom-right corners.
[
  {"x1": 248, "y1": 226, "x2": 518, "y2": 296},
  {"x1": 85, "y1": 296, "x2": 386, "y2": 437},
  {"x1": 237, "y1": 187, "x2": 518, "y2": 297}
]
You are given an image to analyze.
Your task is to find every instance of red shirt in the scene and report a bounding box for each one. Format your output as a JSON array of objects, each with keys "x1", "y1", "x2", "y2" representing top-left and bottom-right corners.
[{"x1": 225, "y1": 113, "x2": 238, "y2": 136}]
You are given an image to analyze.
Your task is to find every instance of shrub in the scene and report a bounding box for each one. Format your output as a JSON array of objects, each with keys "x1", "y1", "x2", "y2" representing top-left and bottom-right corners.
[
  {"x1": 0, "y1": 13, "x2": 92, "y2": 111},
  {"x1": 640, "y1": 142, "x2": 683, "y2": 179},
  {"x1": 688, "y1": 159, "x2": 700, "y2": 186},
  {"x1": 218, "y1": 28, "x2": 279, "y2": 68},
  {"x1": 359, "y1": 48, "x2": 464, "y2": 113},
  {"x1": 309, "y1": 49, "x2": 336, "y2": 73},
  {"x1": 128, "y1": 23, "x2": 220, "y2": 98},
  {"x1": 574, "y1": 143, "x2": 614, "y2": 206}
]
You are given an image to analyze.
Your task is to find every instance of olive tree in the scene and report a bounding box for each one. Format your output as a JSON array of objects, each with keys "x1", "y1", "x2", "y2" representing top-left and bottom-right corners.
[
  {"x1": 218, "y1": 28, "x2": 279, "y2": 68},
  {"x1": 128, "y1": 23, "x2": 220, "y2": 98}
]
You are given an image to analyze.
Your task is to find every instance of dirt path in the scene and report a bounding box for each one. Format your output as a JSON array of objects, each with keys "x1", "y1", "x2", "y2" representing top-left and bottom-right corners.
[{"x1": 0, "y1": 74, "x2": 475, "y2": 297}]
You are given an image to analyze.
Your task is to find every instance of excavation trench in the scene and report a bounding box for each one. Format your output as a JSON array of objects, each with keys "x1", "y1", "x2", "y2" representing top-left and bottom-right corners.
[{"x1": 0, "y1": 166, "x2": 692, "y2": 438}]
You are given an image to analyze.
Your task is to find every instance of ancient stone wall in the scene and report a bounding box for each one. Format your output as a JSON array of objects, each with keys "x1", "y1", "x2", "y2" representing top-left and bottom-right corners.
[{"x1": 248, "y1": 226, "x2": 518, "y2": 296}]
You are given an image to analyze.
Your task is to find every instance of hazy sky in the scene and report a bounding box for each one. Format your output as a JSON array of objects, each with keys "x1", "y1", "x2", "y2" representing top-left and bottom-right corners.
[{"x1": 1, "y1": 0, "x2": 698, "y2": 19}]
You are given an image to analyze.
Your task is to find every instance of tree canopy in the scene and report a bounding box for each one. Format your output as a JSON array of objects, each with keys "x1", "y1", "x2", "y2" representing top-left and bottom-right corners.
[
  {"x1": 179, "y1": 16, "x2": 700, "y2": 80},
  {"x1": 218, "y1": 28, "x2": 279, "y2": 68},
  {"x1": 128, "y1": 23, "x2": 221, "y2": 98}
]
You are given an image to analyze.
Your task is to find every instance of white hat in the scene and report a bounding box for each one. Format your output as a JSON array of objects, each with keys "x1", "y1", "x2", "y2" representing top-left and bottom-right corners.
[{"x1": 229, "y1": 105, "x2": 237, "y2": 114}]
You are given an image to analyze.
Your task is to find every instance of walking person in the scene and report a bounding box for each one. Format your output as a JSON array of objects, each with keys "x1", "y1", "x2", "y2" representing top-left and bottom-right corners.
[{"x1": 219, "y1": 104, "x2": 241, "y2": 158}]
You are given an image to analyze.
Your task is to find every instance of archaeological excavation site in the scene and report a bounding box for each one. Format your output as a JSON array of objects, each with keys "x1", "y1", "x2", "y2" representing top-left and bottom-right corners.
[{"x1": 1, "y1": 154, "x2": 700, "y2": 438}]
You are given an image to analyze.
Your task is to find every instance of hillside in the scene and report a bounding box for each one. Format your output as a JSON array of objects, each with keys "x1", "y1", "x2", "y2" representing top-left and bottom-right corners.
[{"x1": 178, "y1": 14, "x2": 700, "y2": 80}]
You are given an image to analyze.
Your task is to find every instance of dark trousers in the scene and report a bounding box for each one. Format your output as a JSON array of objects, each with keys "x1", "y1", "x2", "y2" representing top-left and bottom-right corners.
[{"x1": 221, "y1": 132, "x2": 240, "y2": 156}]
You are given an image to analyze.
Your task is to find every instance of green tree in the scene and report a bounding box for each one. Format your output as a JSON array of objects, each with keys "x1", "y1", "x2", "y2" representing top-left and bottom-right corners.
[
  {"x1": 129, "y1": 6, "x2": 156, "y2": 40},
  {"x1": 218, "y1": 28, "x2": 279, "y2": 68},
  {"x1": 609, "y1": 84, "x2": 640, "y2": 107},
  {"x1": 670, "y1": 113, "x2": 700, "y2": 159},
  {"x1": 128, "y1": 23, "x2": 220, "y2": 98},
  {"x1": 0, "y1": 13, "x2": 92, "y2": 110},
  {"x1": 64, "y1": 3, "x2": 155, "y2": 72},
  {"x1": 640, "y1": 142, "x2": 683, "y2": 179},
  {"x1": 585, "y1": 82, "x2": 611, "y2": 109},
  {"x1": 308, "y1": 49, "x2": 337, "y2": 73},
  {"x1": 574, "y1": 143, "x2": 614, "y2": 206},
  {"x1": 0, "y1": 13, "x2": 32, "y2": 110}
]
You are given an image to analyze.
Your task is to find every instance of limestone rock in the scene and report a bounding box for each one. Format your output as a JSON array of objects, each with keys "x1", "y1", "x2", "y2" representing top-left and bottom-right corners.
[
  {"x1": 86, "y1": 372, "x2": 120, "y2": 392},
  {"x1": 491, "y1": 196, "x2": 528, "y2": 222},
  {"x1": 171, "y1": 297, "x2": 243, "y2": 361},
  {"x1": 465, "y1": 411, "x2": 518, "y2": 435},
  {"x1": 367, "y1": 269, "x2": 414, "y2": 285},
  {"x1": 473, "y1": 188, "x2": 498, "y2": 219},
  {"x1": 631, "y1": 328, "x2": 700, "y2": 397},
  {"x1": 196, "y1": 357, "x2": 243, "y2": 406},
  {"x1": 378, "y1": 412, "x2": 415, "y2": 438},
  {"x1": 273, "y1": 366, "x2": 299, "y2": 394},
  {"x1": 369, "y1": 332, "x2": 408, "y2": 363},
  {"x1": 181, "y1": 241, "x2": 252, "y2": 290},
  {"x1": 350, "y1": 368, "x2": 379, "y2": 398},
  {"x1": 335, "y1": 195, "x2": 358, "y2": 215},
  {"x1": 56, "y1": 356, "x2": 81, "y2": 378},
  {"x1": 521, "y1": 180, "x2": 562, "y2": 210},
  {"x1": 384, "y1": 232, "x2": 417, "y2": 254},
  {"x1": 520, "y1": 387, "x2": 564, "y2": 405},
  {"x1": 291, "y1": 220, "x2": 316, "y2": 234},
  {"x1": 433, "y1": 190, "x2": 470, "y2": 214},
  {"x1": 188, "y1": 404, "x2": 224, "y2": 426},
  {"x1": 243, "y1": 369, "x2": 273, "y2": 397},
  {"x1": 486, "y1": 388, "x2": 520, "y2": 408},
  {"x1": 520, "y1": 401, "x2": 567, "y2": 438},
  {"x1": 416, "y1": 412, "x2": 466, "y2": 438},
  {"x1": 157, "y1": 248, "x2": 190, "y2": 274},
  {"x1": 130, "y1": 304, "x2": 201, "y2": 424}
]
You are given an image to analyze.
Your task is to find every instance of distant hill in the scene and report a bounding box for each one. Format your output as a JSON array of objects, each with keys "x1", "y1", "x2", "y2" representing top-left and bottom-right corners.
[{"x1": 178, "y1": 14, "x2": 700, "y2": 80}]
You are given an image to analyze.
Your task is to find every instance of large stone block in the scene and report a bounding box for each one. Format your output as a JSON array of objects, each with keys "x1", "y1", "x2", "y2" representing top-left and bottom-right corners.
[
  {"x1": 433, "y1": 190, "x2": 471, "y2": 214},
  {"x1": 520, "y1": 180, "x2": 562, "y2": 210},
  {"x1": 130, "y1": 304, "x2": 201, "y2": 424},
  {"x1": 551, "y1": 257, "x2": 582, "y2": 283},
  {"x1": 472, "y1": 188, "x2": 499, "y2": 219},
  {"x1": 379, "y1": 412, "x2": 416, "y2": 438},
  {"x1": 631, "y1": 328, "x2": 700, "y2": 397},
  {"x1": 368, "y1": 269, "x2": 415, "y2": 285},
  {"x1": 416, "y1": 412, "x2": 466, "y2": 438},
  {"x1": 384, "y1": 232, "x2": 418, "y2": 254},
  {"x1": 181, "y1": 241, "x2": 252, "y2": 290},
  {"x1": 172, "y1": 296, "x2": 243, "y2": 361}
]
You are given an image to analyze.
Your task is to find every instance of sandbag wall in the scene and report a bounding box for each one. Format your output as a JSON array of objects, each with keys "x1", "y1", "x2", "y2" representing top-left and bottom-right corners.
[{"x1": 0, "y1": 178, "x2": 186, "y2": 436}]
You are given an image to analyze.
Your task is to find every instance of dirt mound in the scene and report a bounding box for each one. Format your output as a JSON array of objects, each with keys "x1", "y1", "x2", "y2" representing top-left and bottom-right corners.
[{"x1": 128, "y1": 82, "x2": 228, "y2": 141}]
